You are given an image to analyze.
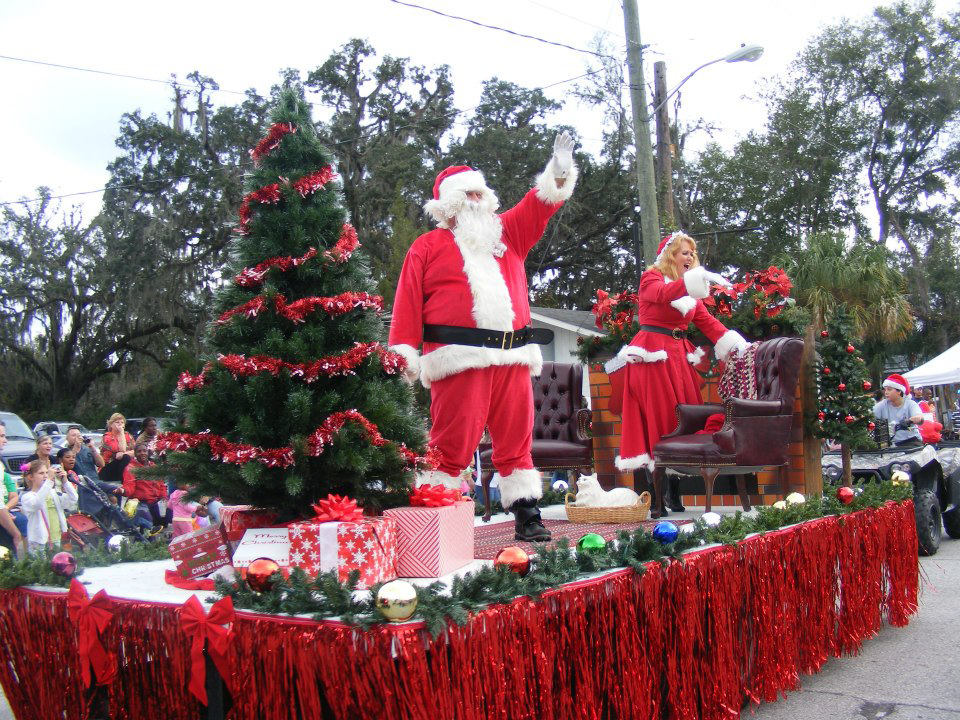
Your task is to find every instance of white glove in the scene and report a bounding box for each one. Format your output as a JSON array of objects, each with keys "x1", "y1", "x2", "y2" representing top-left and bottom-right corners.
[
  {"x1": 549, "y1": 131, "x2": 574, "y2": 179},
  {"x1": 402, "y1": 364, "x2": 418, "y2": 385},
  {"x1": 703, "y1": 270, "x2": 732, "y2": 288}
]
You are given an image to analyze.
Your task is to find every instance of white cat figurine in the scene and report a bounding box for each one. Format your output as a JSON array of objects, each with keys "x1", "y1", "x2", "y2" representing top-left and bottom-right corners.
[{"x1": 573, "y1": 474, "x2": 640, "y2": 507}]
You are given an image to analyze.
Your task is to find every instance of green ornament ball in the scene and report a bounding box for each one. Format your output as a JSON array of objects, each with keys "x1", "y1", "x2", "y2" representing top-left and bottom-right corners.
[{"x1": 577, "y1": 532, "x2": 606, "y2": 554}]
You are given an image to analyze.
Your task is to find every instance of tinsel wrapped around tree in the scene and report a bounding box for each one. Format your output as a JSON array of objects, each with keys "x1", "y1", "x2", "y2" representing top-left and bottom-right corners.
[
  {"x1": 812, "y1": 306, "x2": 875, "y2": 486},
  {"x1": 154, "y1": 91, "x2": 430, "y2": 518}
]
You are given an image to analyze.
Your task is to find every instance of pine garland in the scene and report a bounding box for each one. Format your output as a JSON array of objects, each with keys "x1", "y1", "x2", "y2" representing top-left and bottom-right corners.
[{"x1": 214, "y1": 480, "x2": 913, "y2": 634}]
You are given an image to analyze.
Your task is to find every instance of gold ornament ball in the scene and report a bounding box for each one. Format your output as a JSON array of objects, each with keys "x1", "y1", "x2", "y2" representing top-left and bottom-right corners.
[
  {"x1": 375, "y1": 580, "x2": 418, "y2": 623},
  {"x1": 0, "y1": 546, "x2": 9, "y2": 561},
  {"x1": 891, "y1": 470, "x2": 911, "y2": 486},
  {"x1": 785, "y1": 492, "x2": 805, "y2": 505},
  {"x1": 246, "y1": 557, "x2": 281, "y2": 593},
  {"x1": 772, "y1": 500, "x2": 787, "y2": 510},
  {"x1": 494, "y1": 546, "x2": 531, "y2": 576}
]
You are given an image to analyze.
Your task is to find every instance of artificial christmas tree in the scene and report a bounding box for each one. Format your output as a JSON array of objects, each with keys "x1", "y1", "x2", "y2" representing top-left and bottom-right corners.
[
  {"x1": 156, "y1": 91, "x2": 431, "y2": 518},
  {"x1": 811, "y1": 306, "x2": 875, "y2": 486}
]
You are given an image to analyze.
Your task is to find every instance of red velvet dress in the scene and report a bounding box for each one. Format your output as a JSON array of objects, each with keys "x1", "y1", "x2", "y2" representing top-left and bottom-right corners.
[{"x1": 617, "y1": 269, "x2": 734, "y2": 471}]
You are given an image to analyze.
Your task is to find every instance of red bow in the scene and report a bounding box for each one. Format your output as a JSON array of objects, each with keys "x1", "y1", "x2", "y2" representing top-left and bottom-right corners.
[
  {"x1": 180, "y1": 595, "x2": 234, "y2": 705},
  {"x1": 410, "y1": 484, "x2": 462, "y2": 507},
  {"x1": 312, "y1": 494, "x2": 363, "y2": 522},
  {"x1": 66, "y1": 579, "x2": 117, "y2": 687}
]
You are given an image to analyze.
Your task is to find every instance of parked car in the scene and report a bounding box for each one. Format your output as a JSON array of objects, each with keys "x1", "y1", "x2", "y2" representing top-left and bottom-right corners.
[{"x1": 0, "y1": 411, "x2": 37, "y2": 486}]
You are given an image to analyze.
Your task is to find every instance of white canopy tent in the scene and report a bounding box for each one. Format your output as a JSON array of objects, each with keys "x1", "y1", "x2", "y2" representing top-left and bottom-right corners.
[{"x1": 903, "y1": 341, "x2": 960, "y2": 387}]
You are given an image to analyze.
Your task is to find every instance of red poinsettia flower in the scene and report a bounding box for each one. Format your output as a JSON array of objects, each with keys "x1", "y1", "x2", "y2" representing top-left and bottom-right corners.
[{"x1": 592, "y1": 289, "x2": 613, "y2": 329}]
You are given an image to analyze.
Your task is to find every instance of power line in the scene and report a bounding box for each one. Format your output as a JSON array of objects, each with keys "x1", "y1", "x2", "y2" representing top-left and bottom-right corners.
[{"x1": 387, "y1": 0, "x2": 612, "y2": 59}]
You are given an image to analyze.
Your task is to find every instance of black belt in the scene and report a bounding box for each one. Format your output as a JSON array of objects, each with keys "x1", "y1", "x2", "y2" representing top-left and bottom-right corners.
[
  {"x1": 639, "y1": 324, "x2": 687, "y2": 340},
  {"x1": 423, "y1": 324, "x2": 554, "y2": 350}
]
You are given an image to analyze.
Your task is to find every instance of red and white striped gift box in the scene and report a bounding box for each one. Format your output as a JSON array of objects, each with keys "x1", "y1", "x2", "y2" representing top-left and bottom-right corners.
[{"x1": 384, "y1": 500, "x2": 474, "y2": 578}]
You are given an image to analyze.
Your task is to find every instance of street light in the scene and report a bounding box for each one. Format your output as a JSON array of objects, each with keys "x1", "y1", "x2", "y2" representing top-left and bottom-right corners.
[{"x1": 650, "y1": 44, "x2": 764, "y2": 118}]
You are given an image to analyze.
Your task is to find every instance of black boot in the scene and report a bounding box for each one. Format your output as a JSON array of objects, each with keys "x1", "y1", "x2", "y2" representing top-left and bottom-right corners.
[
  {"x1": 665, "y1": 475, "x2": 685, "y2": 513},
  {"x1": 511, "y1": 498, "x2": 552, "y2": 542}
]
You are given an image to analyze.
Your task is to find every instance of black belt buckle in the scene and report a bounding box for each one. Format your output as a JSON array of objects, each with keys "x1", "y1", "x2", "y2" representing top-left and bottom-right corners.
[
  {"x1": 672, "y1": 328, "x2": 684, "y2": 340},
  {"x1": 501, "y1": 330, "x2": 515, "y2": 350}
]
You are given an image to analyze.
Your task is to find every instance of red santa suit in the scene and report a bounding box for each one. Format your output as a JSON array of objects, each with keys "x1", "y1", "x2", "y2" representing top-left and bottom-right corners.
[
  {"x1": 389, "y1": 162, "x2": 577, "y2": 511},
  {"x1": 616, "y1": 256, "x2": 747, "y2": 472}
]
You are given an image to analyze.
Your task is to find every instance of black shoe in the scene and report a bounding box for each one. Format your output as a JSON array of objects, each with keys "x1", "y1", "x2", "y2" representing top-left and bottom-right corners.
[
  {"x1": 511, "y1": 498, "x2": 552, "y2": 542},
  {"x1": 666, "y1": 477, "x2": 685, "y2": 512}
]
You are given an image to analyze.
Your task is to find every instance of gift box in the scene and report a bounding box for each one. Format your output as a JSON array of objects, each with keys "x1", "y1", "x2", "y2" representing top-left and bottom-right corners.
[
  {"x1": 287, "y1": 515, "x2": 397, "y2": 589},
  {"x1": 169, "y1": 523, "x2": 231, "y2": 579},
  {"x1": 384, "y1": 499, "x2": 474, "y2": 578},
  {"x1": 220, "y1": 505, "x2": 281, "y2": 544}
]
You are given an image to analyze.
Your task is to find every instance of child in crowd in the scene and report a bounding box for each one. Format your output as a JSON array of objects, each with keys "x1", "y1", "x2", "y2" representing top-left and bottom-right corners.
[
  {"x1": 168, "y1": 480, "x2": 201, "y2": 539},
  {"x1": 199, "y1": 496, "x2": 223, "y2": 525},
  {"x1": 20, "y1": 459, "x2": 77, "y2": 554},
  {"x1": 120, "y1": 443, "x2": 168, "y2": 528}
]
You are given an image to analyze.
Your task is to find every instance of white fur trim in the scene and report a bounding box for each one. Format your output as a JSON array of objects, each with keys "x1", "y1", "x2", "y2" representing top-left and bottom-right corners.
[
  {"x1": 415, "y1": 469, "x2": 462, "y2": 491},
  {"x1": 452, "y1": 229, "x2": 515, "y2": 332},
  {"x1": 498, "y1": 467, "x2": 543, "y2": 510},
  {"x1": 423, "y1": 171, "x2": 500, "y2": 228},
  {"x1": 388, "y1": 343, "x2": 420, "y2": 383},
  {"x1": 436, "y1": 170, "x2": 488, "y2": 199},
  {"x1": 714, "y1": 330, "x2": 748, "y2": 363},
  {"x1": 670, "y1": 295, "x2": 697, "y2": 317},
  {"x1": 683, "y1": 266, "x2": 710, "y2": 299},
  {"x1": 604, "y1": 353, "x2": 628, "y2": 375},
  {"x1": 883, "y1": 379, "x2": 907, "y2": 394},
  {"x1": 686, "y1": 346, "x2": 706, "y2": 365},
  {"x1": 419, "y1": 343, "x2": 542, "y2": 388},
  {"x1": 615, "y1": 453, "x2": 655, "y2": 472},
  {"x1": 535, "y1": 162, "x2": 578, "y2": 204},
  {"x1": 618, "y1": 345, "x2": 668, "y2": 364}
]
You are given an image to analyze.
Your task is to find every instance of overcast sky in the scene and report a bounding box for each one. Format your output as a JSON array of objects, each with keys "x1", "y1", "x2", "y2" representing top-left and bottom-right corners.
[{"x1": 0, "y1": 0, "x2": 940, "y2": 218}]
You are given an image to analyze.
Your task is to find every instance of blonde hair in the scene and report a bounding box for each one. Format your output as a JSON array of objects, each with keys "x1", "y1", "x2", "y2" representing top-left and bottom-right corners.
[
  {"x1": 107, "y1": 413, "x2": 126, "y2": 427},
  {"x1": 647, "y1": 232, "x2": 699, "y2": 281}
]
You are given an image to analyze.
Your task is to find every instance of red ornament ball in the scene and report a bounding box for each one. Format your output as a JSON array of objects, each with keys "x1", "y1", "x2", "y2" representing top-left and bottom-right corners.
[
  {"x1": 823, "y1": 367, "x2": 831, "y2": 375},
  {"x1": 838, "y1": 383, "x2": 847, "y2": 391},
  {"x1": 820, "y1": 330, "x2": 829, "y2": 338},
  {"x1": 818, "y1": 411, "x2": 825, "y2": 421},
  {"x1": 846, "y1": 344, "x2": 855, "y2": 353},
  {"x1": 837, "y1": 486, "x2": 855, "y2": 505},
  {"x1": 863, "y1": 381, "x2": 872, "y2": 391},
  {"x1": 844, "y1": 415, "x2": 855, "y2": 424},
  {"x1": 868, "y1": 422, "x2": 876, "y2": 430},
  {"x1": 494, "y1": 546, "x2": 530, "y2": 576},
  {"x1": 246, "y1": 557, "x2": 281, "y2": 592},
  {"x1": 51, "y1": 551, "x2": 77, "y2": 578}
]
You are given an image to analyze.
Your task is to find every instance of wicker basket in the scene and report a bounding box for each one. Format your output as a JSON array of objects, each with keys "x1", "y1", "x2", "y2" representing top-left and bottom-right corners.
[{"x1": 564, "y1": 491, "x2": 652, "y2": 523}]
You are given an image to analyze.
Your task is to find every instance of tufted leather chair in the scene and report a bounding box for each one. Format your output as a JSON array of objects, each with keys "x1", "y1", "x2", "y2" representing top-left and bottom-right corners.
[
  {"x1": 478, "y1": 362, "x2": 593, "y2": 518},
  {"x1": 652, "y1": 337, "x2": 804, "y2": 513}
]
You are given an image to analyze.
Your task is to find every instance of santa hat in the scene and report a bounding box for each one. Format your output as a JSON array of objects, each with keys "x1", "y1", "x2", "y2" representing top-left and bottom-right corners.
[
  {"x1": 423, "y1": 166, "x2": 499, "y2": 227},
  {"x1": 655, "y1": 232, "x2": 694, "y2": 265},
  {"x1": 883, "y1": 373, "x2": 909, "y2": 395}
]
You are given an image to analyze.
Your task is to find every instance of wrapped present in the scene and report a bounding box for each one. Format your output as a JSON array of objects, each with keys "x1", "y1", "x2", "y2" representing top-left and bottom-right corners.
[
  {"x1": 169, "y1": 523, "x2": 231, "y2": 579},
  {"x1": 220, "y1": 505, "x2": 280, "y2": 544},
  {"x1": 232, "y1": 527, "x2": 290, "y2": 568},
  {"x1": 287, "y1": 515, "x2": 397, "y2": 590},
  {"x1": 384, "y1": 491, "x2": 474, "y2": 578}
]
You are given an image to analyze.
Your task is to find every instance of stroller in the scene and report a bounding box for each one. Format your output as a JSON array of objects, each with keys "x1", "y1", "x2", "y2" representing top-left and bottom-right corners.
[{"x1": 68, "y1": 473, "x2": 151, "y2": 548}]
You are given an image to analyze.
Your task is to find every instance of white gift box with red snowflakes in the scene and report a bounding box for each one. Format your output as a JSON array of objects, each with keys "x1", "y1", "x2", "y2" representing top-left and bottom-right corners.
[{"x1": 286, "y1": 516, "x2": 398, "y2": 589}]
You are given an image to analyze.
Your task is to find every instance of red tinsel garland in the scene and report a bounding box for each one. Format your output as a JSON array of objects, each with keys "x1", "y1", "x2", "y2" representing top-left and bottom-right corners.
[
  {"x1": 292, "y1": 167, "x2": 337, "y2": 198},
  {"x1": 216, "y1": 291, "x2": 383, "y2": 325},
  {"x1": 0, "y1": 502, "x2": 920, "y2": 720},
  {"x1": 249, "y1": 122, "x2": 296, "y2": 166},
  {"x1": 177, "y1": 343, "x2": 406, "y2": 392},
  {"x1": 232, "y1": 223, "x2": 360, "y2": 289},
  {"x1": 234, "y1": 166, "x2": 336, "y2": 235},
  {"x1": 156, "y1": 409, "x2": 437, "y2": 472}
]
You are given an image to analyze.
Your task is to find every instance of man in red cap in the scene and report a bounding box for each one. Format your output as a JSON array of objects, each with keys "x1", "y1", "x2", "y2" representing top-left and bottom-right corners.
[
  {"x1": 874, "y1": 373, "x2": 924, "y2": 446},
  {"x1": 389, "y1": 132, "x2": 576, "y2": 541}
]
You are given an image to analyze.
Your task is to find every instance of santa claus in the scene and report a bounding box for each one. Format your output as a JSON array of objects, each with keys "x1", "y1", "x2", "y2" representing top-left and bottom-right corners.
[{"x1": 389, "y1": 132, "x2": 577, "y2": 541}]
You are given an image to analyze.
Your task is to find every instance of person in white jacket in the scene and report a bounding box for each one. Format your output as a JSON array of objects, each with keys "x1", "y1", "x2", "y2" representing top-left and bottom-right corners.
[{"x1": 20, "y1": 460, "x2": 77, "y2": 554}]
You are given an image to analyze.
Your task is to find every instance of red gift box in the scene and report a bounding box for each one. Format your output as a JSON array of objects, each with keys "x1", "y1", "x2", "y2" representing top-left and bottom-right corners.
[
  {"x1": 286, "y1": 516, "x2": 397, "y2": 590},
  {"x1": 220, "y1": 505, "x2": 281, "y2": 544},
  {"x1": 384, "y1": 500, "x2": 475, "y2": 578},
  {"x1": 169, "y1": 523, "x2": 231, "y2": 579}
]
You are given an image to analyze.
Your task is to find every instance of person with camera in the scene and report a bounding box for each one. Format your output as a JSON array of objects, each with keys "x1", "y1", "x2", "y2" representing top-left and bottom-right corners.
[
  {"x1": 873, "y1": 374, "x2": 924, "y2": 447},
  {"x1": 65, "y1": 426, "x2": 104, "y2": 482}
]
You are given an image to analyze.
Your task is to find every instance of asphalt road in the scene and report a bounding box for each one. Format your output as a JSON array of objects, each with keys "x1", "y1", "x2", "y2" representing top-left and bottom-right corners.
[{"x1": 1, "y1": 519, "x2": 956, "y2": 719}]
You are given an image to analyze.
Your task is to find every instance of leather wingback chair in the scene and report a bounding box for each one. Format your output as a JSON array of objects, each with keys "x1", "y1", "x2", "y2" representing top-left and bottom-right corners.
[
  {"x1": 478, "y1": 362, "x2": 593, "y2": 519},
  {"x1": 652, "y1": 337, "x2": 804, "y2": 513}
]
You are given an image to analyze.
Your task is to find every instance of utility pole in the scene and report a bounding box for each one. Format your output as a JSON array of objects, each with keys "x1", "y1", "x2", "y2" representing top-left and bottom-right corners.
[
  {"x1": 622, "y1": 0, "x2": 660, "y2": 266},
  {"x1": 653, "y1": 61, "x2": 675, "y2": 229}
]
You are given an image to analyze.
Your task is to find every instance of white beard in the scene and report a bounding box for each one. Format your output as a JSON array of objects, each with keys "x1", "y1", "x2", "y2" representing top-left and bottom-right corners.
[{"x1": 452, "y1": 202, "x2": 506, "y2": 258}]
